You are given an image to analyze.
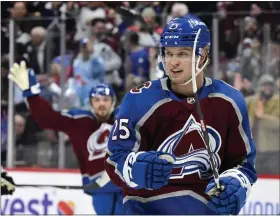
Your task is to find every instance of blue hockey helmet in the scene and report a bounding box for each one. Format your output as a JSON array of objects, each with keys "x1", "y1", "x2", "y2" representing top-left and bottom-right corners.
[
  {"x1": 88, "y1": 83, "x2": 116, "y2": 118},
  {"x1": 159, "y1": 14, "x2": 211, "y2": 86},
  {"x1": 160, "y1": 14, "x2": 211, "y2": 55},
  {"x1": 89, "y1": 83, "x2": 116, "y2": 99}
]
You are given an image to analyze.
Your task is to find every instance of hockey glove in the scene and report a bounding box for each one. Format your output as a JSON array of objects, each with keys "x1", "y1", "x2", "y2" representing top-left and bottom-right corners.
[
  {"x1": 1, "y1": 170, "x2": 16, "y2": 195},
  {"x1": 123, "y1": 151, "x2": 175, "y2": 190},
  {"x1": 205, "y1": 169, "x2": 251, "y2": 215},
  {"x1": 8, "y1": 61, "x2": 41, "y2": 97}
]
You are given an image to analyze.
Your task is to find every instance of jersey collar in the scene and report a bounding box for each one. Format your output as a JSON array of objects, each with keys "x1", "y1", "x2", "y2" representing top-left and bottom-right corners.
[{"x1": 160, "y1": 77, "x2": 213, "y2": 101}]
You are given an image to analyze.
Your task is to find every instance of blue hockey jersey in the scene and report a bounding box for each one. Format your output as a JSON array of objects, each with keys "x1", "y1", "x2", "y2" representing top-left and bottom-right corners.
[{"x1": 105, "y1": 77, "x2": 257, "y2": 214}]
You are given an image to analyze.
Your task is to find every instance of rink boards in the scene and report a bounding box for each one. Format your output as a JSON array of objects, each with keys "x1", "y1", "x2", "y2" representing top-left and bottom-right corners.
[{"x1": 1, "y1": 168, "x2": 279, "y2": 215}]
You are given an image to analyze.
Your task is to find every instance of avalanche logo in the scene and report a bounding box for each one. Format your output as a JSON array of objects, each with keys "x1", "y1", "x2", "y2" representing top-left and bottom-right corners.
[
  {"x1": 157, "y1": 115, "x2": 221, "y2": 180},
  {"x1": 57, "y1": 200, "x2": 75, "y2": 215},
  {"x1": 87, "y1": 123, "x2": 113, "y2": 161}
]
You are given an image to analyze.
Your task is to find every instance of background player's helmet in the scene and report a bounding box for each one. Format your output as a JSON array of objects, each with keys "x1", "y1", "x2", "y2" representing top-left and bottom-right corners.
[
  {"x1": 88, "y1": 83, "x2": 116, "y2": 117},
  {"x1": 159, "y1": 14, "x2": 211, "y2": 85}
]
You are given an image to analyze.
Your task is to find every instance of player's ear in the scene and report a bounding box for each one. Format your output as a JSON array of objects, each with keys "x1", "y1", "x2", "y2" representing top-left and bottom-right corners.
[{"x1": 199, "y1": 47, "x2": 210, "y2": 66}]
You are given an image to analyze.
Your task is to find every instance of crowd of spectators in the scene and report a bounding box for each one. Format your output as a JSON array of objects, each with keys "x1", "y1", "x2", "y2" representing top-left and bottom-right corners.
[{"x1": 1, "y1": 1, "x2": 279, "y2": 174}]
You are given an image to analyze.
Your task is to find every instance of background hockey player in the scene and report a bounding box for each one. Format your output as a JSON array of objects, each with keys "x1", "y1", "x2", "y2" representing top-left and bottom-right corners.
[
  {"x1": 8, "y1": 61, "x2": 123, "y2": 215},
  {"x1": 105, "y1": 14, "x2": 257, "y2": 215}
]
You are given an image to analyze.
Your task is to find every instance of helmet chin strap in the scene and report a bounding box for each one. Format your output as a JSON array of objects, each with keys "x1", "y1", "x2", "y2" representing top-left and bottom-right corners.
[
  {"x1": 180, "y1": 28, "x2": 209, "y2": 88},
  {"x1": 180, "y1": 55, "x2": 209, "y2": 86}
]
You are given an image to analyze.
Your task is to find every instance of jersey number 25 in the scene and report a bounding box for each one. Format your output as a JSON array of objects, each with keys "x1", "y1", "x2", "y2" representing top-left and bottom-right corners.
[{"x1": 112, "y1": 119, "x2": 130, "y2": 140}]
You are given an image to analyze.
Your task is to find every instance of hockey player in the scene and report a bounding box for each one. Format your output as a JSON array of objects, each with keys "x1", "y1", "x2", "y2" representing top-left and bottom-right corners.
[
  {"x1": 8, "y1": 62, "x2": 123, "y2": 215},
  {"x1": 105, "y1": 14, "x2": 257, "y2": 215}
]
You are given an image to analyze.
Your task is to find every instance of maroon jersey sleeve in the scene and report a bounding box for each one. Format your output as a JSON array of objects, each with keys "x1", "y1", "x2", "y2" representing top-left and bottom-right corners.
[
  {"x1": 220, "y1": 91, "x2": 257, "y2": 183},
  {"x1": 27, "y1": 95, "x2": 75, "y2": 134}
]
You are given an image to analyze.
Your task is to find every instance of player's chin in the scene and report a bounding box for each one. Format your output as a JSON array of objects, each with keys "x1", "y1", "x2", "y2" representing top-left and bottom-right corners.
[
  {"x1": 97, "y1": 110, "x2": 109, "y2": 117},
  {"x1": 170, "y1": 76, "x2": 187, "y2": 85}
]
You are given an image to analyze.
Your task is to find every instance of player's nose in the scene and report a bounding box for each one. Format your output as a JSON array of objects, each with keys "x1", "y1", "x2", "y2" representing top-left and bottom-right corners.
[{"x1": 170, "y1": 58, "x2": 181, "y2": 67}]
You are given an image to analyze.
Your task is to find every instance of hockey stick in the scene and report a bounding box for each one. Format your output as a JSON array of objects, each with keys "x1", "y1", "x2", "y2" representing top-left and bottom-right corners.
[
  {"x1": 15, "y1": 184, "x2": 84, "y2": 190},
  {"x1": 15, "y1": 182, "x2": 101, "y2": 190},
  {"x1": 191, "y1": 29, "x2": 221, "y2": 192},
  {"x1": 193, "y1": 94, "x2": 221, "y2": 192},
  {"x1": 15, "y1": 171, "x2": 111, "y2": 190}
]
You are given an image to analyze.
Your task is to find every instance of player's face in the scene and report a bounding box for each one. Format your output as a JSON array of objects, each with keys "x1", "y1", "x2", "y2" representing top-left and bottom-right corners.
[
  {"x1": 91, "y1": 95, "x2": 113, "y2": 118},
  {"x1": 164, "y1": 47, "x2": 193, "y2": 85}
]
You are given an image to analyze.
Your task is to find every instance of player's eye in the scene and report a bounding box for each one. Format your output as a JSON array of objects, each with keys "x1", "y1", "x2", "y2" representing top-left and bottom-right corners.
[
  {"x1": 165, "y1": 51, "x2": 173, "y2": 57},
  {"x1": 93, "y1": 97, "x2": 100, "y2": 102},
  {"x1": 178, "y1": 52, "x2": 189, "y2": 57}
]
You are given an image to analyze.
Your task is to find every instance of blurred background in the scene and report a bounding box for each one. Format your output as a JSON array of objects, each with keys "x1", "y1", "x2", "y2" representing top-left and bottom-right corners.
[{"x1": 1, "y1": 1, "x2": 279, "y2": 175}]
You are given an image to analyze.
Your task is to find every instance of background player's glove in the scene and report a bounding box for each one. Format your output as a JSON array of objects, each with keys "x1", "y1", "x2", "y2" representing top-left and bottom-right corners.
[
  {"x1": 205, "y1": 169, "x2": 252, "y2": 215},
  {"x1": 8, "y1": 61, "x2": 41, "y2": 97},
  {"x1": 1, "y1": 170, "x2": 16, "y2": 195},
  {"x1": 123, "y1": 151, "x2": 175, "y2": 190}
]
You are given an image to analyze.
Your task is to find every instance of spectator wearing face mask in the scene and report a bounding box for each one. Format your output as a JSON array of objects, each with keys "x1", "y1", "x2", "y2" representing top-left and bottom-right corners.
[
  {"x1": 246, "y1": 74, "x2": 279, "y2": 174},
  {"x1": 238, "y1": 38, "x2": 261, "y2": 86}
]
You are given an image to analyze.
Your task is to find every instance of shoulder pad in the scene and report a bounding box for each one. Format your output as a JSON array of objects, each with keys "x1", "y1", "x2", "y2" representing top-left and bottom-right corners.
[
  {"x1": 117, "y1": 80, "x2": 171, "y2": 122},
  {"x1": 61, "y1": 109, "x2": 95, "y2": 120},
  {"x1": 210, "y1": 79, "x2": 247, "y2": 114},
  {"x1": 211, "y1": 79, "x2": 244, "y2": 100}
]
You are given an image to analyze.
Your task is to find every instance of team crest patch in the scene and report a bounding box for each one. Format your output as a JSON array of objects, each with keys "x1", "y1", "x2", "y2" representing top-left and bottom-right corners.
[
  {"x1": 87, "y1": 123, "x2": 112, "y2": 161},
  {"x1": 157, "y1": 115, "x2": 221, "y2": 179}
]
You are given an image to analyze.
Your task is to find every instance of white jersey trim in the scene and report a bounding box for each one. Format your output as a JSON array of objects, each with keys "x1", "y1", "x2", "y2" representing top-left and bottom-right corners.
[
  {"x1": 123, "y1": 190, "x2": 208, "y2": 204},
  {"x1": 160, "y1": 77, "x2": 169, "y2": 90},
  {"x1": 106, "y1": 157, "x2": 125, "y2": 182},
  {"x1": 82, "y1": 171, "x2": 104, "y2": 180},
  {"x1": 61, "y1": 112, "x2": 94, "y2": 120}
]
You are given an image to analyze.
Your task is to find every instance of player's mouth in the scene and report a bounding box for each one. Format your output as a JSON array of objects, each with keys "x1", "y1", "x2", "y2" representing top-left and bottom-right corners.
[
  {"x1": 171, "y1": 69, "x2": 183, "y2": 74},
  {"x1": 98, "y1": 110, "x2": 108, "y2": 116}
]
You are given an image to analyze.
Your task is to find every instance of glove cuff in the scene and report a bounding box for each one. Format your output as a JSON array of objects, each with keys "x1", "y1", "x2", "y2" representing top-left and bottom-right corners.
[
  {"x1": 220, "y1": 169, "x2": 252, "y2": 201},
  {"x1": 123, "y1": 151, "x2": 146, "y2": 188},
  {"x1": 23, "y1": 83, "x2": 41, "y2": 97}
]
